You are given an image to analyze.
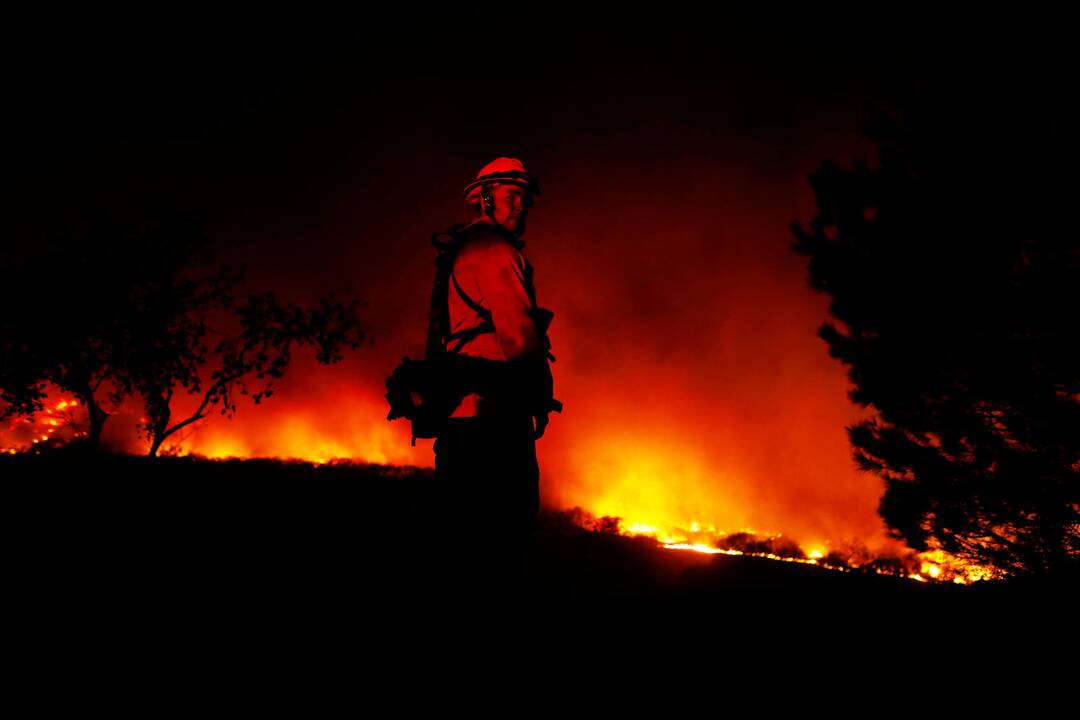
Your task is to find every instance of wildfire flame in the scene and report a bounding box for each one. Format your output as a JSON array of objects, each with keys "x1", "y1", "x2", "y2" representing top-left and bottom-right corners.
[
  {"x1": 1, "y1": 395, "x2": 82, "y2": 454},
  {"x1": 0, "y1": 384, "x2": 1002, "y2": 585},
  {"x1": 564, "y1": 510, "x2": 999, "y2": 585}
]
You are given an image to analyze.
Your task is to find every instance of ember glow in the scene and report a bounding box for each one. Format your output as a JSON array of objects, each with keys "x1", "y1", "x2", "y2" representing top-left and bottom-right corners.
[
  {"x1": 1, "y1": 187, "x2": 1009, "y2": 586},
  {"x1": 3, "y1": 31, "x2": 1027, "y2": 588},
  {"x1": 563, "y1": 508, "x2": 1000, "y2": 585},
  {"x1": 1, "y1": 396, "x2": 84, "y2": 454},
  {"x1": 2, "y1": 378, "x2": 1001, "y2": 584}
]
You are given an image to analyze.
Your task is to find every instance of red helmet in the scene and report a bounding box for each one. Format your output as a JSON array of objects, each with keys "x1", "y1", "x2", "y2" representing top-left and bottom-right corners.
[{"x1": 462, "y1": 157, "x2": 542, "y2": 210}]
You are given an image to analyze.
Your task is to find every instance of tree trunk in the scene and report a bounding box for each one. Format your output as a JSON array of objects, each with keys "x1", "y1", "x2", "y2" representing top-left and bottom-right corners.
[
  {"x1": 146, "y1": 397, "x2": 172, "y2": 457},
  {"x1": 146, "y1": 397, "x2": 173, "y2": 459},
  {"x1": 81, "y1": 392, "x2": 109, "y2": 452}
]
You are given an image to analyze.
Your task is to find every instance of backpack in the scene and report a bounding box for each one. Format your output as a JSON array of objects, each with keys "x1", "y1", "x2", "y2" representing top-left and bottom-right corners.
[{"x1": 385, "y1": 223, "x2": 561, "y2": 446}]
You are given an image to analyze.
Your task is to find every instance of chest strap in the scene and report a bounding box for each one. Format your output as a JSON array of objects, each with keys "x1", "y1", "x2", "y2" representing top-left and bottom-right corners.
[{"x1": 447, "y1": 269, "x2": 495, "y2": 353}]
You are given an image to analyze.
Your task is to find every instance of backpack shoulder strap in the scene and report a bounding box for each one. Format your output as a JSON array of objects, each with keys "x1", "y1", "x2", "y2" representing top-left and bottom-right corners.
[
  {"x1": 447, "y1": 260, "x2": 496, "y2": 353},
  {"x1": 450, "y1": 268, "x2": 492, "y2": 322},
  {"x1": 426, "y1": 223, "x2": 502, "y2": 357},
  {"x1": 425, "y1": 225, "x2": 468, "y2": 359}
]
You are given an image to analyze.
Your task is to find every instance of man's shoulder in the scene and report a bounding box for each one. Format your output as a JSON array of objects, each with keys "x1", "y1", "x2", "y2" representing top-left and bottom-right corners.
[
  {"x1": 456, "y1": 224, "x2": 524, "y2": 263},
  {"x1": 461, "y1": 221, "x2": 514, "y2": 241}
]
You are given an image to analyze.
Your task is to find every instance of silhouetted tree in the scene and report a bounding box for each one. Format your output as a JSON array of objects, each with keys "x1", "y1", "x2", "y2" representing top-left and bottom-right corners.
[
  {"x1": 131, "y1": 287, "x2": 368, "y2": 457},
  {"x1": 117, "y1": 230, "x2": 239, "y2": 456},
  {"x1": 0, "y1": 209, "x2": 148, "y2": 450},
  {"x1": 1, "y1": 207, "x2": 369, "y2": 457},
  {"x1": 791, "y1": 90, "x2": 1079, "y2": 578},
  {"x1": 104, "y1": 219, "x2": 369, "y2": 457}
]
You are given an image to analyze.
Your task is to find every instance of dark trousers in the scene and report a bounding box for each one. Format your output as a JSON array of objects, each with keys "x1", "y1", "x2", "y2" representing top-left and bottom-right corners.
[{"x1": 433, "y1": 414, "x2": 540, "y2": 593}]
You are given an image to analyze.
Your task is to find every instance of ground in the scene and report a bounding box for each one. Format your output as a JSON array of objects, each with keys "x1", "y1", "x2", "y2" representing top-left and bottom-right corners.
[{"x1": 4, "y1": 450, "x2": 1071, "y2": 616}]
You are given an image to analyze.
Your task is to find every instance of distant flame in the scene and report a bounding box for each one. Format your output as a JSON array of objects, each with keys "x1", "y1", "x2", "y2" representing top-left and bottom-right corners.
[
  {"x1": 567, "y1": 509, "x2": 998, "y2": 585},
  {"x1": 0, "y1": 383, "x2": 1008, "y2": 585},
  {"x1": 1, "y1": 393, "x2": 85, "y2": 454}
]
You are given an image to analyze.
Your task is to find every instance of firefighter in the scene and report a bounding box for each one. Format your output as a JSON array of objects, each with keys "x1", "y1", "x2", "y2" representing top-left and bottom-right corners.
[{"x1": 434, "y1": 157, "x2": 559, "y2": 592}]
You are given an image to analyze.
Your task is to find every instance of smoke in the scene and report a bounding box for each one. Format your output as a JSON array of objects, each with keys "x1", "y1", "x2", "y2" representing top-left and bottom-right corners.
[{"x1": 3, "y1": 30, "x2": 921, "y2": 558}]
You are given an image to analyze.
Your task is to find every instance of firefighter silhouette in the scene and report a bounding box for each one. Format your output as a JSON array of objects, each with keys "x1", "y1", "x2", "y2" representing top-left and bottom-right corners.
[{"x1": 432, "y1": 157, "x2": 560, "y2": 591}]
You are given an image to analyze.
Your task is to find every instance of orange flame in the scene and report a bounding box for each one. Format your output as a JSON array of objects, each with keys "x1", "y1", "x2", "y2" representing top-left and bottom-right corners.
[{"x1": 0, "y1": 371, "x2": 1003, "y2": 585}]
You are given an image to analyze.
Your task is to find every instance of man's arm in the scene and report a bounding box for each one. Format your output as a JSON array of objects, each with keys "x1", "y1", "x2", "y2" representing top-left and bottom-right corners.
[
  {"x1": 474, "y1": 240, "x2": 543, "y2": 361},
  {"x1": 472, "y1": 240, "x2": 556, "y2": 427}
]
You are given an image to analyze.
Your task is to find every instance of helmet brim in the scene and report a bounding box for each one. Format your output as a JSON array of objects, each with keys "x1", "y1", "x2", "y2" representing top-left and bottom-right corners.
[
  {"x1": 462, "y1": 170, "x2": 541, "y2": 198},
  {"x1": 463, "y1": 180, "x2": 540, "y2": 208}
]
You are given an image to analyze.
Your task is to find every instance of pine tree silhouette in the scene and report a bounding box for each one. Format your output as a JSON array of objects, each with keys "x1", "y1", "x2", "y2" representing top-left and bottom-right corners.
[{"x1": 792, "y1": 87, "x2": 1079, "y2": 579}]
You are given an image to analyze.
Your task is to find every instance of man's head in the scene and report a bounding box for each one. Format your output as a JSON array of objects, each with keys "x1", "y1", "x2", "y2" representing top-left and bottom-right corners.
[
  {"x1": 463, "y1": 157, "x2": 541, "y2": 237},
  {"x1": 483, "y1": 182, "x2": 533, "y2": 235}
]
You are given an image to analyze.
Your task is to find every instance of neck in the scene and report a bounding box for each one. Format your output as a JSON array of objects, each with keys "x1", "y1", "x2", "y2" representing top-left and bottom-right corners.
[{"x1": 466, "y1": 217, "x2": 526, "y2": 248}]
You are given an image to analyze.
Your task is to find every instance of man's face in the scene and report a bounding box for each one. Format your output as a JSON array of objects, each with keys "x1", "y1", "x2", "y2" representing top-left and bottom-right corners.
[{"x1": 490, "y1": 183, "x2": 533, "y2": 235}]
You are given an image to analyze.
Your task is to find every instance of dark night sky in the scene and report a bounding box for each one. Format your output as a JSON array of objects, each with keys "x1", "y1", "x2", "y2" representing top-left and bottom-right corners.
[
  {"x1": 5, "y1": 20, "x2": 1072, "y2": 550},
  {"x1": 11, "y1": 24, "x2": 908, "y2": 231},
  {"x1": 10, "y1": 24, "x2": 917, "y2": 327}
]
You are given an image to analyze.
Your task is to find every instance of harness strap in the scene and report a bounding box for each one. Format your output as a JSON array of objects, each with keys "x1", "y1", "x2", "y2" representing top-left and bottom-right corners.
[
  {"x1": 451, "y1": 269, "x2": 491, "y2": 320},
  {"x1": 447, "y1": 269, "x2": 495, "y2": 353}
]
